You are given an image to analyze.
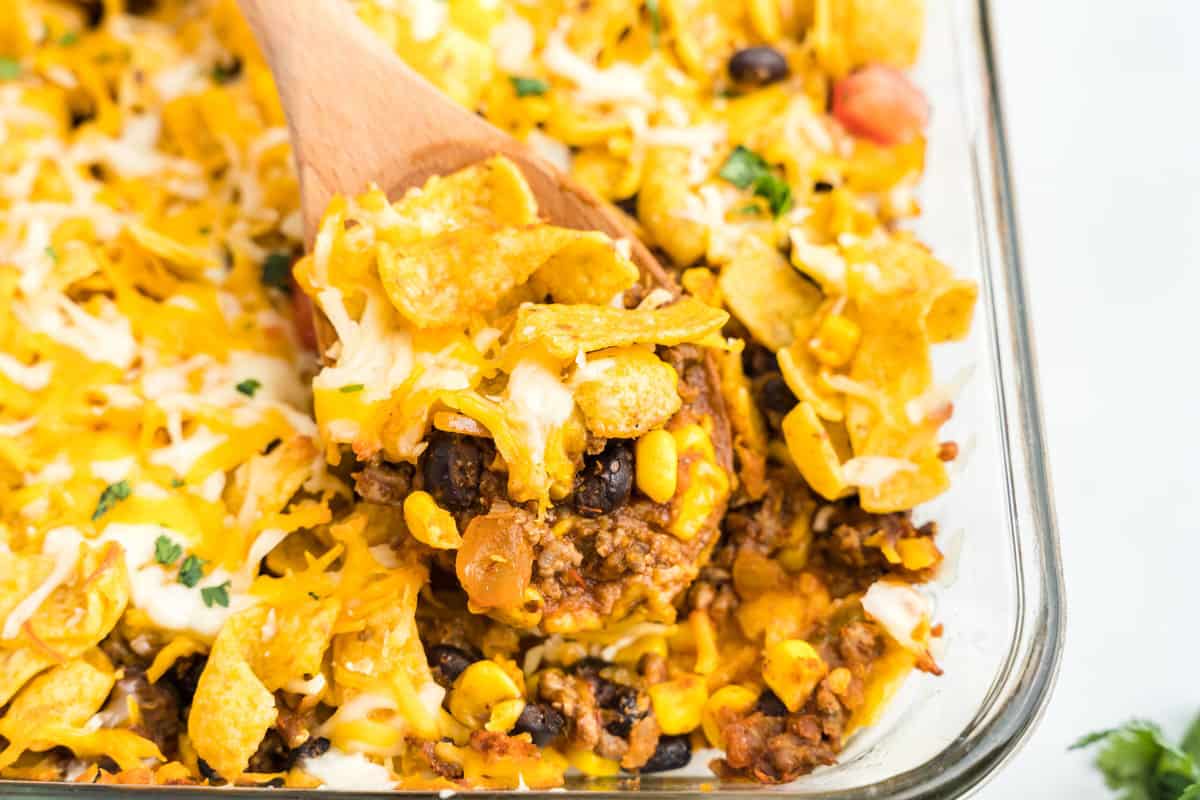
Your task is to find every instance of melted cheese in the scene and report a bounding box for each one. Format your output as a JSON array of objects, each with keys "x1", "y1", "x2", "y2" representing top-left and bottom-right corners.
[
  {"x1": 543, "y1": 28, "x2": 653, "y2": 107},
  {"x1": 101, "y1": 523, "x2": 250, "y2": 638},
  {"x1": 0, "y1": 353, "x2": 53, "y2": 390},
  {"x1": 300, "y1": 748, "x2": 396, "y2": 791},
  {"x1": 861, "y1": 580, "x2": 932, "y2": 653},
  {"x1": 504, "y1": 358, "x2": 574, "y2": 471}
]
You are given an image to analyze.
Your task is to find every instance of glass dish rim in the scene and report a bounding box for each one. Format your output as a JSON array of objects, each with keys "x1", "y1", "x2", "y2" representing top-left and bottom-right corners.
[{"x1": 0, "y1": 0, "x2": 1064, "y2": 797}]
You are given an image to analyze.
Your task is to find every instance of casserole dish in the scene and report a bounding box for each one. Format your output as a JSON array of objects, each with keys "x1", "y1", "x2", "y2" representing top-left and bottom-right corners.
[{"x1": 1, "y1": 0, "x2": 1064, "y2": 796}]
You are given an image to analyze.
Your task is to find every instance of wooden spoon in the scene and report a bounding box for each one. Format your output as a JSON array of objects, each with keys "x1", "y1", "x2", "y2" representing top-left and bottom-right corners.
[{"x1": 237, "y1": 0, "x2": 666, "y2": 282}]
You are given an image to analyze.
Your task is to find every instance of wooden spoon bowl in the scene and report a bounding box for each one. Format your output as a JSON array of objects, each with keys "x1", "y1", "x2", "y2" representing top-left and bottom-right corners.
[{"x1": 237, "y1": 0, "x2": 674, "y2": 356}]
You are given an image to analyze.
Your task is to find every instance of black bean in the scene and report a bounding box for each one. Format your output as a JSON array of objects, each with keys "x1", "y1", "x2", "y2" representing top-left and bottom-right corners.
[
  {"x1": 567, "y1": 656, "x2": 610, "y2": 675},
  {"x1": 286, "y1": 736, "x2": 331, "y2": 768},
  {"x1": 754, "y1": 688, "x2": 788, "y2": 717},
  {"x1": 741, "y1": 343, "x2": 777, "y2": 378},
  {"x1": 813, "y1": 180, "x2": 835, "y2": 193},
  {"x1": 574, "y1": 440, "x2": 634, "y2": 518},
  {"x1": 197, "y1": 758, "x2": 221, "y2": 782},
  {"x1": 421, "y1": 433, "x2": 484, "y2": 511},
  {"x1": 758, "y1": 374, "x2": 797, "y2": 416},
  {"x1": 511, "y1": 702, "x2": 566, "y2": 747},
  {"x1": 639, "y1": 734, "x2": 692, "y2": 773},
  {"x1": 728, "y1": 47, "x2": 790, "y2": 88},
  {"x1": 427, "y1": 644, "x2": 479, "y2": 688},
  {"x1": 615, "y1": 195, "x2": 640, "y2": 217}
]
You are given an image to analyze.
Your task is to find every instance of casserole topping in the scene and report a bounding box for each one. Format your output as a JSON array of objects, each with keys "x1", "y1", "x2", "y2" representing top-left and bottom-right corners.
[{"x1": 0, "y1": 0, "x2": 972, "y2": 789}]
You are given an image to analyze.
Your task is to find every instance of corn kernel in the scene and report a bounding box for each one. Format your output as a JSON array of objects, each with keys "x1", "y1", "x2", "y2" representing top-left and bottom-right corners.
[
  {"x1": 331, "y1": 718, "x2": 403, "y2": 754},
  {"x1": 648, "y1": 673, "x2": 708, "y2": 735},
  {"x1": 566, "y1": 747, "x2": 621, "y2": 777},
  {"x1": 614, "y1": 634, "x2": 669, "y2": 666},
  {"x1": 403, "y1": 490, "x2": 463, "y2": 549},
  {"x1": 701, "y1": 685, "x2": 759, "y2": 747},
  {"x1": 636, "y1": 429, "x2": 678, "y2": 503},
  {"x1": 808, "y1": 313, "x2": 862, "y2": 367},
  {"x1": 762, "y1": 639, "x2": 828, "y2": 712},
  {"x1": 827, "y1": 666, "x2": 853, "y2": 697},
  {"x1": 897, "y1": 538, "x2": 939, "y2": 571},
  {"x1": 449, "y1": 660, "x2": 524, "y2": 729},
  {"x1": 690, "y1": 610, "x2": 719, "y2": 676},
  {"x1": 485, "y1": 698, "x2": 527, "y2": 733},
  {"x1": 669, "y1": 424, "x2": 730, "y2": 541}
]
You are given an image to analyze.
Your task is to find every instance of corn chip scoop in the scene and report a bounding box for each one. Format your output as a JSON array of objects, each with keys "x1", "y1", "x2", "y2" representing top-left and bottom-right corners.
[{"x1": 299, "y1": 156, "x2": 736, "y2": 635}]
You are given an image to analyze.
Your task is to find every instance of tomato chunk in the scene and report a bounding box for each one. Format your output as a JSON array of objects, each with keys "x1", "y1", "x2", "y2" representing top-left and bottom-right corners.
[
  {"x1": 832, "y1": 65, "x2": 930, "y2": 147},
  {"x1": 456, "y1": 507, "x2": 536, "y2": 610}
]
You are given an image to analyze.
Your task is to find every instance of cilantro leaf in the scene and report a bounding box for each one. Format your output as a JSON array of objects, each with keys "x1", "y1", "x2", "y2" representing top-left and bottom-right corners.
[
  {"x1": 718, "y1": 145, "x2": 767, "y2": 189},
  {"x1": 1073, "y1": 720, "x2": 1200, "y2": 800},
  {"x1": 646, "y1": 0, "x2": 661, "y2": 48},
  {"x1": 170, "y1": 478, "x2": 185, "y2": 488},
  {"x1": 261, "y1": 251, "x2": 293, "y2": 292},
  {"x1": 201, "y1": 581, "x2": 231, "y2": 608},
  {"x1": 178, "y1": 554, "x2": 206, "y2": 588},
  {"x1": 718, "y1": 145, "x2": 793, "y2": 217},
  {"x1": 59, "y1": 31, "x2": 80, "y2": 46},
  {"x1": 1183, "y1": 714, "x2": 1200, "y2": 763},
  {"x1": 154, "y1": 535, "x2": 183, "y2": 565},
  {"x1": 45, "y1": 246, "x2": 58, "y2": 263},
  {"x1": 211, "y1": 57, "x2": 241, "y2": 84},
  {"x1": 339, "y1": 384, "x2": 364, "y2": 393},
  {"x1": 92, "y1": 480, "x2": 132, "y2": 521},
  {"x1": 236, "y1": 378, "x2": 262, "y2": 397},
  {"x1": 0, "y1": 58, "x2": 20, "y2": 81},
  {"x1": 510, "y1": 76, "x2": 548, "y2": 97}
]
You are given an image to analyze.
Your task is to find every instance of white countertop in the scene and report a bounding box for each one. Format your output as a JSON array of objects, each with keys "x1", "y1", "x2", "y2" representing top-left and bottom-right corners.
[{"x1": 980, "y1": 0, "x2": 1200, "y2": 796}]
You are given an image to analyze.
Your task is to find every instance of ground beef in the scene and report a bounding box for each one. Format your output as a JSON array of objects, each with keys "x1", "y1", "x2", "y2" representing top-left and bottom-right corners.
[
  {"x1": 352, "y1": 460, "x2": 413, "y2": 505},
  {"x1": 712, "y1": 695, "x2": 843, "y2": 784},
  {"x1": 538, "y1": 669, "x2": 603, "y2": 750}
]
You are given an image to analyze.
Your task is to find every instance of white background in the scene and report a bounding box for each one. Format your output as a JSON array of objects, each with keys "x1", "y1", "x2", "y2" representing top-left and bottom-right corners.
[{"x1": 979, "y1": 0, "x2": 1200, "y2": 796}]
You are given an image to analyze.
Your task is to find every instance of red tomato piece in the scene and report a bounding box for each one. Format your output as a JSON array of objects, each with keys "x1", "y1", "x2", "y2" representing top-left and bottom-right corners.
[{"x1": 832, "y1": 64, "x2": 930, "y2": 147}]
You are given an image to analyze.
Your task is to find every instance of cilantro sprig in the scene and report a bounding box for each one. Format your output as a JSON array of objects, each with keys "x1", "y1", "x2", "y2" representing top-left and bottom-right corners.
[
  {"x1": 236, "y1": 378, "x2": 261, "y2": 397},
  {"x1": 92, "y1": 480, "x2": 132, "y2": 521},
  {"x1": 510, "y1": 76, "x2": 548, "y2": 97},
  {"x1": 178, "y1": 554, "x2": 206, "y2": 588},
  {"x1": 0, "y1": 58, "x2": 20, "y2": 81},
  {"x1": 1072, "y1": 713, "x2": 1200, "y2": 799},
  {"x1": 261, "y1": 251, "x2": 293, "y2": 292},
  {"x1": 201, "y1": 581, "x2": 231, "y2": 608},
  {"x1": 154, "y1": 535, "x2": 183, "y2": 565},
  {"x1": 718, "y1": 145, "x2": 793, "y2": 217}
]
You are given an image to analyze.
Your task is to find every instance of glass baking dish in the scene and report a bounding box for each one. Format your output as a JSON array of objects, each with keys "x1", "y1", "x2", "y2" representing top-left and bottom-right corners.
[{"x1": 3, "y1": 0, "x2": 1063, "y2": 796}]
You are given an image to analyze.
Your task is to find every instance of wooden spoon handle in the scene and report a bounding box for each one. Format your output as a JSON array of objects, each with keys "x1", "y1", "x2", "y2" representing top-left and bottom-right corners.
[{"x1": 236, "y1": 0, "x2": 501, "y2": 241}]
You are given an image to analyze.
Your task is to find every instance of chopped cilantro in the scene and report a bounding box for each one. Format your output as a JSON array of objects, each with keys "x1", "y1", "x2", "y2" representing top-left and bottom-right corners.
[
  {"x1": 211, "y1": 57, "x2": 241, "y2": 84},
  {"x1": 261, "y1": 251, "x2": 292, "y2": 292},
  {"x1": 236, "y1": 378, "x2": 262, "y2": 397},
  {"x1": 178, "y1": 554, "x2": 205, "y2": 588},
  {"x1": 510, "y1": 76, "x2": 549, "y2": 97},
  {"x1": 736, "y1": 203, "x2": 761, "y2": 216},
  {"x1": 647, "y1": 0, "x2": 661, "y2": 48},
  {"x1": 199, "y1": 225, "x2": 212, "y2": 235},
  {"x1": 91, "y1": 480, "x2": 132, "y2": 521},
  {"x1": 59, "y1": 31, "x2": 80, "y2": 46},
  {"x1": 307, "y1": 591, "x2": 320, "y2": 600},
  {"x1": 718, "y1": 145, "x2": 793, "y2": 217},
  {"x1": 1072, "y1": 714, "x2": 1200, "y2": 799},
  {"x1": 339, "y1": 384, "x2": 364, "y2": 393},
  {"x1": 170, "y1": 478, "x2": 185, "y2": 488},
  {"x1": 154, "y1": 535, "x2": 183, "y2": 566},
  {"x1": 201, "y1": 581, "x2": 231, "y2": 608},
  {"x1": 44, "y1": 246, "x2": 58, "y2": 263},
  {"x1": 0, "y1": 58, "x2": 20, "y2": 81}
]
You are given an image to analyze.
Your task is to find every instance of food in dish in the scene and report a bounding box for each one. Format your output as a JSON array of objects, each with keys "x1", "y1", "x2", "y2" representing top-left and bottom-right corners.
[{"x1": 0, "y1": 0, "x2": 974, "y2": 789}]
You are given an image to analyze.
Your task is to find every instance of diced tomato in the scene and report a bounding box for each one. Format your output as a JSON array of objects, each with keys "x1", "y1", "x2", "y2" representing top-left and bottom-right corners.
[
  {"x1": 289, "y1": 275, "x2": 319, "y2": 352},
  {"x1": 832, "y1": 64, "x2": 930, "y2": 147}
]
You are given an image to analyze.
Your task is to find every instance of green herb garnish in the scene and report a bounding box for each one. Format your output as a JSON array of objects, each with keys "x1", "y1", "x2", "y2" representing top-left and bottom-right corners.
[
  {"x1": 59, "y1": 31, "x2": 80, "y2": 46},
  {"x1": 0, "y1": 58, "x2": 20, "y2": 81},
  {"x1": 45, "y1": 246, "x2": 58, "y2": 263},
  {"x1": 510, "y1": 76, "x2": 549, "y2": 97},
  {"x1": 339, "y1": 384, "x2": 364, "y2": 393},
  {"x1": 154, "y1": 535, "x2": 183, "y2": 566},
  {"x1": 211, "y1": 58, "x2": 241, "y2": 84},
  {"x1": 170, "y1": 478, "x2": 185, "y2": 488},
  {"x1": 718, "y1": 145, "x2": 792, "y2": 217},
  {"x1": 260, "y1": 251, "x2": 292, "y2": 292},
  {"x1": 201, "y1": 581, "x2": 231, "y2": 608},
  {"x1": 236, "y1": 378, "x2": 262, "y2": 397},
  {"x1": 178, "y1": 554, "x2": 206, "y2": 588},
  {"x1": 1072, "y1": 714, "x2": 1200, "y2": 799},
  {"x1": 92, "y1": 480, "x2": 132, "y2": 521},
  {"x1": 646, "y1": 0, "x2": 661, "y2": 48}
]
